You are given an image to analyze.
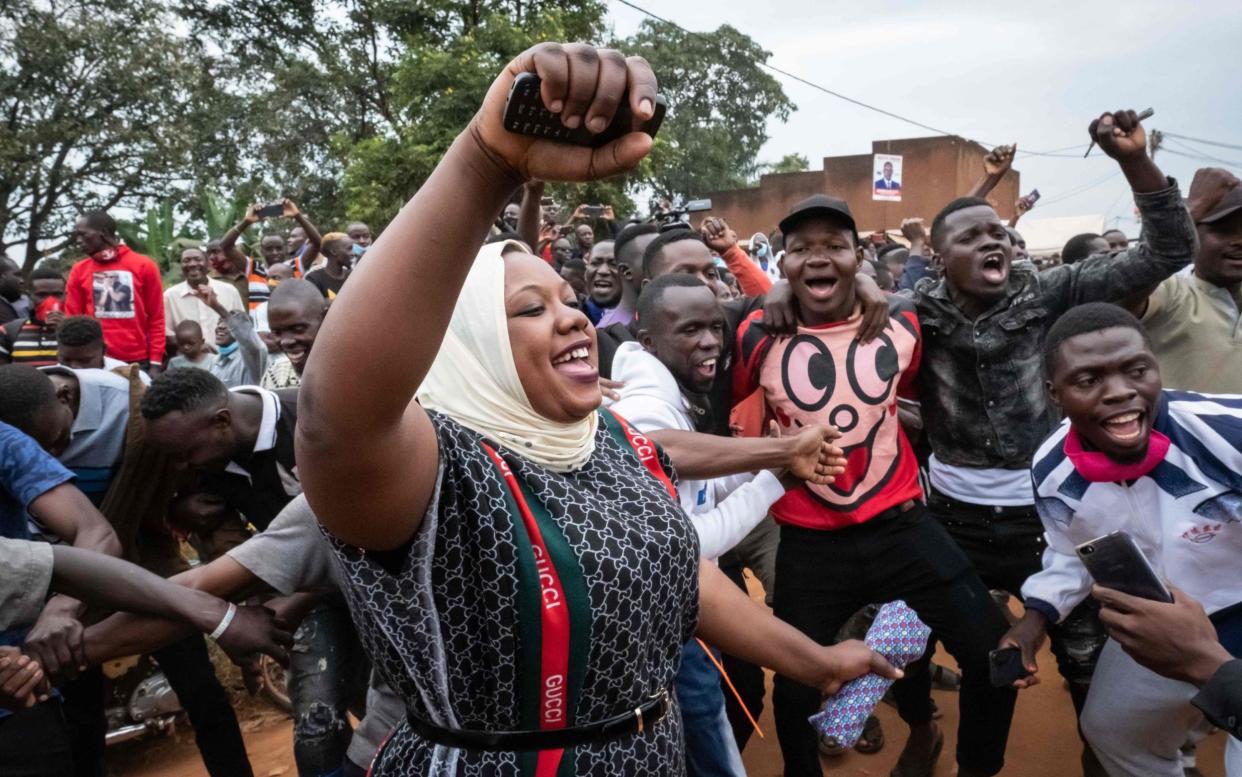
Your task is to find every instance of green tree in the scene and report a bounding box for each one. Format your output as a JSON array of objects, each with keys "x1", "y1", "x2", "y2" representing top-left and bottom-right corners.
[
  {"x1": 767, "y1": 152, "x2": 810, "y2": 175},
  {"x1": 0, "y1": 0, "x2": 232, "y2": 272},
  {"x1": 619, "y1": 20, "x2": 795, "y2": 200},
  {"x1": 178, "y1": 0, "x2": 607, "y2": 229}
]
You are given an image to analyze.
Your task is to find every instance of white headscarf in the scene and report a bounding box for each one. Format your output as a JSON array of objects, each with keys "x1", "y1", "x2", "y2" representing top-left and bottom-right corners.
[{"x1": 416, "y1": 242, "x2": 598, "y2": 472}]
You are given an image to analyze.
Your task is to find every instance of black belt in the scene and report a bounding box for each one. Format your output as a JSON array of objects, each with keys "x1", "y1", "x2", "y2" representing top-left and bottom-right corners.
[
  {"x1": 928, "y1": 488, "x2": 1036, "y2": 519},
  {"x1": 407, "y1": 689, "x2": 671, "y2": 752}
]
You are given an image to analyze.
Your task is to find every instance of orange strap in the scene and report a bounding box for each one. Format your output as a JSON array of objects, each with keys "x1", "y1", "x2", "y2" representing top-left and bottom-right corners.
[{"x1": 696, "y1": 638, "x2": 764, "y2": 739}]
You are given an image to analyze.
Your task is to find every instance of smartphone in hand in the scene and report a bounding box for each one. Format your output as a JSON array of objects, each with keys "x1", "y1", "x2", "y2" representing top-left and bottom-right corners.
[
  {"x1": 502, "y1": 73, "x2": 667, "y2": 148},
  {"x1": 1077, "y1": 531, "x2": 1173, "y2": 603},
  {"x1": 256, "y1": 201, "x2": 284, "y2": 219},
  {"x1": 989, "y1": 646, "x2": 1032, "y2": 687}
]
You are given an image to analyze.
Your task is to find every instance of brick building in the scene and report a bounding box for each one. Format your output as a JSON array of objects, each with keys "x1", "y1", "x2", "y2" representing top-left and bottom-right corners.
[{"x1": 704, "y1": 135, "x2": 1021, "y2": 239}]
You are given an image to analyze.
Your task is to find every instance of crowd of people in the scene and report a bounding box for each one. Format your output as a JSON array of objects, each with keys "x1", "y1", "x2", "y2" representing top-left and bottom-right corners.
[{"x1": 1, "y1": 40, "x2": 1241, "y2": 777}]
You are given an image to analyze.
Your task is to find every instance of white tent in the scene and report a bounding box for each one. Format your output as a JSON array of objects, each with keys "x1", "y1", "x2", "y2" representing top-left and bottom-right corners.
[{"x1": 1012, "y1": 214, "x2": 1106, "y2": 255}]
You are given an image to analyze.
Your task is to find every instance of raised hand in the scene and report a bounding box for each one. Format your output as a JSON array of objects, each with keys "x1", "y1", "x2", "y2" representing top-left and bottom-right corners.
[
  {"x1": 899, "y1": 217, "x2": 927, "y2": 245},
  {"x1": 1015, "y1": 195, "x2": 1035, "y2": 217},
  {"x1": 1186, "y1": 167, "x2": 1241, "y2": 223},
  {"x1": 700, "y1": 217, "x2": 738, "y2": 253},
  {"x1": 191, "y1": 284, "x2": 220, "y2": 311},
  {"x1": 983, "y1": 144, "x2": 1017, "y2": 177},
  {"x1": 214, "y1": 604, "x2": 293, "y2": 666},
  {"x1": 243, "y1": 203, "x2": 260, "y2": 225},
  {"x1": 1089, "y1": 109, "x2": 1148, "y2": 161},
  {"x1": 470, "y1": 42, "x2": 658, "y2": 183},
  {"x1": 281, "y1": 198, "x2": 301, "y2": 218}
]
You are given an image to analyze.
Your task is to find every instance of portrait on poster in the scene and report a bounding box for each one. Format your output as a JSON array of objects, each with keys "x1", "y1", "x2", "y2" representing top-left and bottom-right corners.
[{"x1": 873, "y1": 154, "x2": 903, "y2": 202}]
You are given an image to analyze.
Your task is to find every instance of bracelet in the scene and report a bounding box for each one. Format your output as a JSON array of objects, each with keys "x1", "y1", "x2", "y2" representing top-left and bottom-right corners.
[{"x1": 209, "y1": 603, "x2": 238, "y2": 640}]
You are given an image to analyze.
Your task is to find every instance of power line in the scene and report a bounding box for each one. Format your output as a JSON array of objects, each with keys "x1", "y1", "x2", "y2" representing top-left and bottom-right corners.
[
  {"x1": 1161, "y1": 131, "x2": 1242, "y2": 152},
  {"x1": 612, "y1": 0, "x2": 1085, "y2": 158},
  {"x1": 1035, "y1": 170, "x2": 1123, "y2": 207},
  {"x1": 1161, "y1": 138, "x2": 1242, "y2": 168}
]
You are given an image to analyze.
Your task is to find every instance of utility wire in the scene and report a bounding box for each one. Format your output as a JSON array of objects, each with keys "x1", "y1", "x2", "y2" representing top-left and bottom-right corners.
[
  {"x1": 613, "y1": 0, "x2": 1085, "y2": 158},
  {"x1": 1034, "y1": 171, "x2": 1123, "y2": 207},
  {"x1": 1160, "y1": 131, "x2": 1242, "y2": 152},
  {"x1": 1161, "y1": 138, "x2": 1242, "y2": 168}
]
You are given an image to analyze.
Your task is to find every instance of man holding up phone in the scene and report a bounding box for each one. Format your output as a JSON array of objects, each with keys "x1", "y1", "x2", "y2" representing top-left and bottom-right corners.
[{"x1": 1002, "y1": 302, "x2": 1242, "y2": 776}]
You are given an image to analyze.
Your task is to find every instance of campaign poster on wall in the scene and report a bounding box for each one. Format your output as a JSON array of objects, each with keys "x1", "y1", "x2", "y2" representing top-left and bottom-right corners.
[{"x1": 872, "y1": 153, "x2": 903, "y2": 202}]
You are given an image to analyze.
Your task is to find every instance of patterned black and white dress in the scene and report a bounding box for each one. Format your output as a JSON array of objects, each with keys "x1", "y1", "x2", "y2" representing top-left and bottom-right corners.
[{"x1": 325, "y1": 409, "x2": 701, "y2": 776}]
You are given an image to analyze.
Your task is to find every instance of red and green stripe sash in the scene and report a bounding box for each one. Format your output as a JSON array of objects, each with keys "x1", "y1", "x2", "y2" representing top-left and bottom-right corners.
[
  {"x1": 478, "y1": 411, "x2": 677, "y2": 775},
  {"x1": 599, "y1": 409, "x2": 678, "y2": 502},
  {"x1": 482, "y1": 444, "x2": 590, "y2": 777}
]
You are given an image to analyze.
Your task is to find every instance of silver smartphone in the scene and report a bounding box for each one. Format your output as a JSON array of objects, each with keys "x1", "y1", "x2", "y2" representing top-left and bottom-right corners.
[{"x1": 1076, "y1": 531, "x2": 1173, "y2": 603}]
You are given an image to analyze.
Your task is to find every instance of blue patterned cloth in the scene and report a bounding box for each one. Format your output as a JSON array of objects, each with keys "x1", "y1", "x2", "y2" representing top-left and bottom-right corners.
[{"x1": 809, "y1": 600, "x2": 930, "y2": 746}]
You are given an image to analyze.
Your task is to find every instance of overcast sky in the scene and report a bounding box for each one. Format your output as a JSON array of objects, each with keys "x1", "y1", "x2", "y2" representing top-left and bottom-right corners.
[{"x1": 607, "y1": 0, "x2": 1242, "y2": 238}]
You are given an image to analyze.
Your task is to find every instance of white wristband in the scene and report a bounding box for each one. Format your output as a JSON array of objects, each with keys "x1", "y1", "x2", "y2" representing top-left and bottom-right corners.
[{"x1": 209, "y1": 603, "x2": 238, "y2": 640}]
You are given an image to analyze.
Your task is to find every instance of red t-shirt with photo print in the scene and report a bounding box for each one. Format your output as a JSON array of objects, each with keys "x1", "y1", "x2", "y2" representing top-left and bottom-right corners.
[{"x1": 65, "y1": 244, "x2": 166, "y2": 364}]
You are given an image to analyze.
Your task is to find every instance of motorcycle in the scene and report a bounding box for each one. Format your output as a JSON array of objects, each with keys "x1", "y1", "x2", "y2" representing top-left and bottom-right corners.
[{"x1": 103, "y1": 653, "x2": 290, "y2": 746}]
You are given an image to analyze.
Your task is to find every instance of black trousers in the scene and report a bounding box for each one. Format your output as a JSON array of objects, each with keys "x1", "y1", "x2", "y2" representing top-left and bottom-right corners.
[
  {"x1": 0, "y1": 701, "x2": 75, "y2": 776},
  {"x1": 156, "y1": 634, "x2": 254, "y2": 777},
  {"x1": 62, "y1": 635, "x2": 252, "y2": 777},
  {"x1": 926, "y1": 488, "x2": 1107, "y2": 715},
  {"x1": 772, "y1": 506, "x2": 1016, "y2": 777},
  {"x1": 927, "y1": 489, "x2": 1108, "y2": 777}
]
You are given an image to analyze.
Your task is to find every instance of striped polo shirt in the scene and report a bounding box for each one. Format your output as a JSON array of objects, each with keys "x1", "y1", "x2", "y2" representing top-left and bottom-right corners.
[{"x1": 0, "y1": 318, "x2": 58, "y2": 367}]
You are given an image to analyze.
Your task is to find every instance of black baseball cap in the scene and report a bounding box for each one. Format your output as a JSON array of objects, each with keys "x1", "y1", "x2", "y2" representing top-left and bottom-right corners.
[
  {"x1": 1198, "y1": 186, "x2": 1242, "y2": 224},
  {"x1": 778, "y1": 195, "x2": 858, "y2": 238}
]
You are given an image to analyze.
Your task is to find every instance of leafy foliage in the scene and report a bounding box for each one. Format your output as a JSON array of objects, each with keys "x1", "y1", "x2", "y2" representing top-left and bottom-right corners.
[
  {"x1": 6, "y1": 0, "x2": 792, "y2": 271},
  {"x1": 0, "y1": 0, "x2": 223, "y2": 272},
  {"x1": 767, "y1": 153, "x2": 811, "y2": 175}
]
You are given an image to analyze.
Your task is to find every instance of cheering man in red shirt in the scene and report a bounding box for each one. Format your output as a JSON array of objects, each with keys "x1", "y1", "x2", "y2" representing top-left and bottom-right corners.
[
  {"x1": 732, "y1": 195, "x2": 1015, "y2": 777},
  {"x1": 65, "y1": 211, "x2": 165, "y2": 374}
]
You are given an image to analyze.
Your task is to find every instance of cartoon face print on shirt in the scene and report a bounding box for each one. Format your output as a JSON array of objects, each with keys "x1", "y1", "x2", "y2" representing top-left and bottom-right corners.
[{"x1": 760, "y1": 314, "x2": 919, "y2": 512}]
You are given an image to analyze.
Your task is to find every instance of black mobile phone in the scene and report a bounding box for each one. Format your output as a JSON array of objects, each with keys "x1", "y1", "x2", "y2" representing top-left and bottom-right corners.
[
  {"x1": 582, "y1": 204, "x2": 605, "y2": 217},
  {"x1": 1076, "y1": 531, "x2": 1173, "y2": 603},
  {"x1": 541, "y1": 196, "x2": 555, "y2": 208},
  {"x1": 256, "y1": 201, "x2": 284, "y2": 219},
  {"x1": 502, "y1": 72, "x2": 667, "y2": 148},
  {"x1": 1026, "y1": 189, "x2": 1041, "y2": 204},
  {"x1": 989, "y1": 646, "x2": 1032, "y2": 687}
]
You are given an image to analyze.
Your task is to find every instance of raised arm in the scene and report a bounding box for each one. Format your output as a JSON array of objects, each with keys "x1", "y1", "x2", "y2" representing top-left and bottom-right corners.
[
  {"x1": 1041, "y1": 111, "x2": 1204, "y2": 313},
  {"x1": 1122, "y1": 167, "x2": 1240, "y2": 316},
  {"x1": 702, "y1": 217, "x2": 772, "y2": 296},
  {"x1": 220, "y1": 204, "x2": 259, "y2": 267},
  {"x1": 297, "y1": 43, "x2": 659, "y2": 550},
  {"x1": 283, "y1": 199, "x2": 322, "y2": 250},
  {"x1": 965, "y1": 144, "x2": 1016, "y2": 200},
  {"x1": 517, "y1": 180, "x2": 545, "y2": 249}
]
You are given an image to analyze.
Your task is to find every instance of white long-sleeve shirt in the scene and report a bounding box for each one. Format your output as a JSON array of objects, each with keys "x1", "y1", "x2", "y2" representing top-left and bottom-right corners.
[
  {"x1": 1023, "y1": 390, "x2": 1242, "y2": 623},
  {"x1": 609, "y1": 342, "x2": 785, "y2": 561}
]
